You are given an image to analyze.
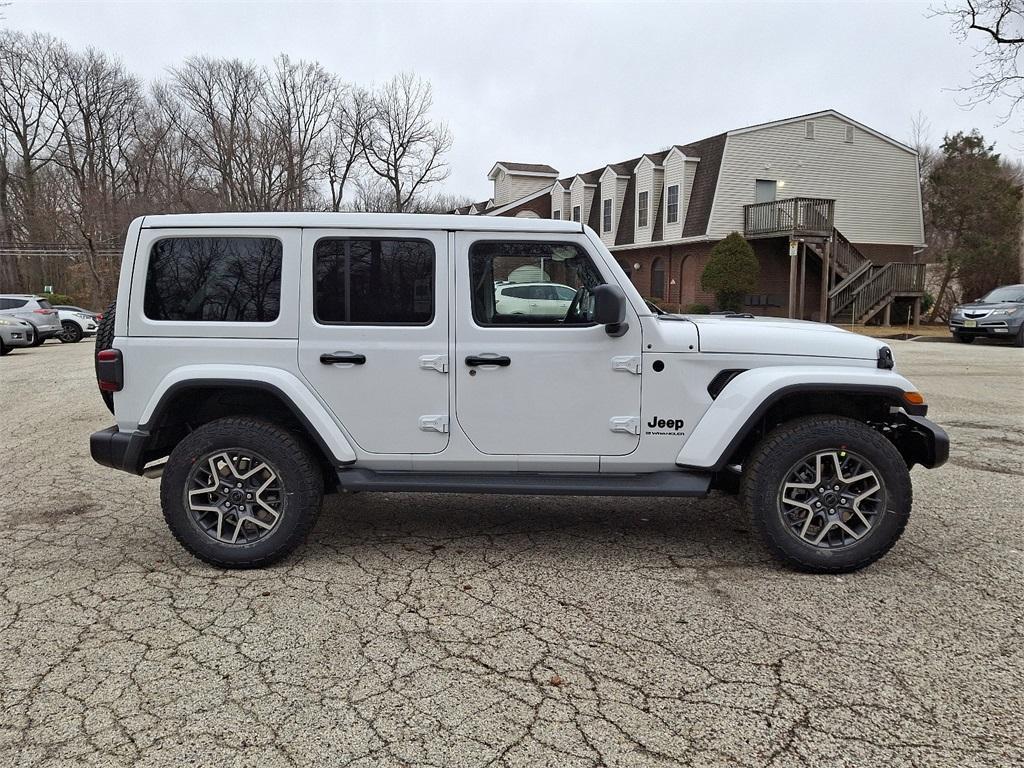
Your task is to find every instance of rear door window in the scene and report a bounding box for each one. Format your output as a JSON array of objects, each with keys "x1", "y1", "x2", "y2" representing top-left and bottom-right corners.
[
  {"x1": 313, "y1": 237, "x2": 434, "y2": 325},
  {"x1": 144, "y1": 237, "x2": 283, "y2": 322}
]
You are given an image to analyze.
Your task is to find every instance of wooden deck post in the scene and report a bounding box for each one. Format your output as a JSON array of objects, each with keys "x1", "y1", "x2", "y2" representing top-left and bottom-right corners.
[
  {"x1": 883, "y1": 302, "x2": 891, "y2": 326},
  {"x1": 788, "y1": 243, "x2": 798, "y2": 319},
  {"x1": 820, "y1": 238, "x2": 830, "y2": 322},
  {"x1": 798, "y1": 243, "x2": 806, "y2": 320},
  {"x1": 912, "y1": 296, "x2": 921, "y2": 326}
]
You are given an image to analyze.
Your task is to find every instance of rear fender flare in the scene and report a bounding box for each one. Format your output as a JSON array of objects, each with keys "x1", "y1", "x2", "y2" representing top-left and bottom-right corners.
[{"x1": 140, "y1": 365, "x2": 358, "y2": 465}]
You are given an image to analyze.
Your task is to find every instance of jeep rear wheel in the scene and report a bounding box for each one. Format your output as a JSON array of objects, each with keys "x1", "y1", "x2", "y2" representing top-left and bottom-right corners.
[
  {"x1": 161, "y1": 417, "x2": 324, "y2": 568},
  {"x1": 741, "y1": 416, "x2": 911, "y2": 573}
]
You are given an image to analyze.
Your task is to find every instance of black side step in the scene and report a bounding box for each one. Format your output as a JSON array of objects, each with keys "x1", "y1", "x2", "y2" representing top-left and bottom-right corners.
[{"x1": 335, "y1": 468, "x2": 711, "y2": 497}]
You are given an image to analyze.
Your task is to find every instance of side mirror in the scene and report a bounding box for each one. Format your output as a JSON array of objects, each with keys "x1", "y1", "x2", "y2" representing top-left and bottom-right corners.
[{"x1": 593, "y1": 284, "x2": 628, "y2": 336}]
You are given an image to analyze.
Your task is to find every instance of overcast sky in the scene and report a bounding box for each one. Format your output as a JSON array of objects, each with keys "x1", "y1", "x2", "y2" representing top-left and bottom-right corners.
[{"x1": 4, "y1": 1, "x2": 1018, "y2": 202}]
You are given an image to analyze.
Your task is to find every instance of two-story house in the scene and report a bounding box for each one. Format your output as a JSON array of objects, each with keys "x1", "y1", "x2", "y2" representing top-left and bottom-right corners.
[{"x1": 456, "y1": 110, "x2": 928, "y2": 324}]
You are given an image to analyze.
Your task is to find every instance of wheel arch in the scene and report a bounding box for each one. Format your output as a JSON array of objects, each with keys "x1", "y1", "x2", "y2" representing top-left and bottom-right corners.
[
  {"x1": 676, "y1": 367, "x2": 930, "y2": 473},
  {"x1": 139, "y1": 367, "x2": 358, "y2": 471}
]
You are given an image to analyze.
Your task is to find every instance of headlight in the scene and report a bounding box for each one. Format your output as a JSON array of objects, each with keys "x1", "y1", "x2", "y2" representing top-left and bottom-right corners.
[
  {"x1": 990, "y1": 307, "x2": 1019, "y2": 316},
  {"x1": 0, "y1": 318, "x2": 13, "y2": 326}
]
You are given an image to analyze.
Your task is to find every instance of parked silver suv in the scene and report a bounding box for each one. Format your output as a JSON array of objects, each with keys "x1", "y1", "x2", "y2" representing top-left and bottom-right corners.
[{"x1": 0, "y1": 295, "x2": 63, "y2": 346}]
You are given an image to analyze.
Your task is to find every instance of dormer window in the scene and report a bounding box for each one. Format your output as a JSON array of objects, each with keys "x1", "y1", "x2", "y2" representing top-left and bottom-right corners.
[
  {"x1": 666, "y1": 185, "x2": 679, "y2": 224},
  {"x1": 572, "y1": 205, "x2": 581, "y2": 222},
  {"x1": 805, "y1": 121, "x2": 815, "y2": 140},
  {"x1": 845, "y1": 125, "x2": 854, "y2": 143},
  {"x1": 638, "y1": 191, "x2": 649, "y2": 228},
  {"x1": 553, "y1": 210, "x2": 561, "y2": 220},
  {"x1": 602, "y1": 199, "x2": 612, "y2": 232}
]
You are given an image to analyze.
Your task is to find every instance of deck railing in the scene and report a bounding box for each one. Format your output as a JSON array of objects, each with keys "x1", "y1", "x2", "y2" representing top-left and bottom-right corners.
[
  {"x1": 743, "y1": 197, "x2": 835, "y2": 238},
  {"x1": 846, "y1": 262, "x2": 926, "y2": 323}
]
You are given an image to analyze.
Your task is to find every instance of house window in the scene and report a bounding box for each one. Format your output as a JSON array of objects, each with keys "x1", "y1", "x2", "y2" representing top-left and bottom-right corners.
[
  {"x1": 650, "y1": 257, "x2": 665, "y2": 299},
  {"x1": 602, "y1": 199, "x2": 612, "y2": 232},
  {"x1": 805, "y1": 121, "x2": 815, "y2": 140},
  {"x1": 666, "y1": 185, "x2": 679, "y2": 224},
  {"x1": 755, "y1": 179, "x2": 777, "y2": 203},
  {"x1": 637, "y1": 191, "x2": 649, "y2": 228},
  {"x1": 572, "y1": 205, "x2": 581, "y2": 222},
  {"x1": 553, "y1": 210, "x2": 561, "y2": 220},
  {"x1": 845, "y1": 125, "x2": 854, "y2": 143}
]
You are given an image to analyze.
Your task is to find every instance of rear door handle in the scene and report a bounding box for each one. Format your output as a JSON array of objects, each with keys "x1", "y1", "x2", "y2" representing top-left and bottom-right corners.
[
  {"x1": 465, "y1": 354, "x2": 511, "y2": 367},
  {"x1": 320, "y1": 352, "x2": 366, "y2": 365}
]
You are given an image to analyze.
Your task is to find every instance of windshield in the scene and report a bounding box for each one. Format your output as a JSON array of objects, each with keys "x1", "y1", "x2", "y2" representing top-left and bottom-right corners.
[{"x1": 980, "y1": 286, "x2": 1024, "y2": 303}]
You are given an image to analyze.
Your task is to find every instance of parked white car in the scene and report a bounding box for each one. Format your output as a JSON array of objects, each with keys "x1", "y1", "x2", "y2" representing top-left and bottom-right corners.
[
  {"x1": 55, "y1": 308, "x2": 99, "y2": 343},
  {"x1": 494, "y1": 281, "x2": 576, "y2": 316},
  {"x1": 0, "y1": 316, "x2": 35, "y2": 355},
  {"x1": 90, "y1": 213, "x2": 948, "y2": 573}
]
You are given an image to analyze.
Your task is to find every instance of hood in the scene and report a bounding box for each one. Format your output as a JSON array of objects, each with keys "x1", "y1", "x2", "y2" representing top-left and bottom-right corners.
[
  {"x1": 954, "y1": 301, "x2": 1023, "y2": 312},
  {"x1": 676, "y1": 315, "x2": 886, "y2": 360}
]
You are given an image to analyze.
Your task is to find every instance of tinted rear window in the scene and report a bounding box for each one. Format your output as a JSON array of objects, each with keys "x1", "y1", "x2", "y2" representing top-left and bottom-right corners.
[
  {"x1": 36, "y1": 299, "x2": 53, "y2": 309},
  {"x1": 144, "y1": 237, "x2": 282, "y2": 322},
  {"x1": 314, "y1": 238, "x2": 434, "y2": 325}
]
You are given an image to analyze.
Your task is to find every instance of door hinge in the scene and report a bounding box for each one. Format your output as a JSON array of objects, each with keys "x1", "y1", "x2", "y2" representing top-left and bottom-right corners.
[
  {"x1": 419, "y1": 415, "x2": 449, "y2": 433},
  {"x1": 609, "y1": 416, "x2": 640, "y2": 435},
  {"x1": 418, "y1": 354, "x2": 449, "y2": 373},
  {"x1": 611, "y1": 355, "x2": 641, "y2": 374}
]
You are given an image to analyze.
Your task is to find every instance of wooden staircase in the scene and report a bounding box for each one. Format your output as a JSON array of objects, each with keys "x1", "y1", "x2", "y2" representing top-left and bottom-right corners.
[{"x1": 806, "y1": 229, "x2": 925, "y2": 324}]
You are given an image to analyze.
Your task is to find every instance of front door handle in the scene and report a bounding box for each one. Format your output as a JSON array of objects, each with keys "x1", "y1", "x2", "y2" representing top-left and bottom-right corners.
[
  {"x1": 465, "y1": 354, "x2": 511, "y2": 367},
  {"x1": 320, "y1": 352, "x2": 366, "y2": 365}
]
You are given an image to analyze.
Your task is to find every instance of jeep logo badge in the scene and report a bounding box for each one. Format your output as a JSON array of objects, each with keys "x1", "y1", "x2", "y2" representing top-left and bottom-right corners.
[{"x1": 645, "y1": 416, "x2": 685, "y2": 435}]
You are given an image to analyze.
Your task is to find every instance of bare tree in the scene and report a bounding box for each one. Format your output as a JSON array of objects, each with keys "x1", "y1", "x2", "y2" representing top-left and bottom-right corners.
[
  {"x1": 362, "y1": 73, "x2": 452, "y2": 212},
  {"x1": 936, "y1": 1, "x2": 1024, "y2": 120},
  {"x1": 267, "y1": 54, "x2": 338, "y2": 210},
  {"x1": 323, "y1": 84, "x2": 370, "y2": 211}
]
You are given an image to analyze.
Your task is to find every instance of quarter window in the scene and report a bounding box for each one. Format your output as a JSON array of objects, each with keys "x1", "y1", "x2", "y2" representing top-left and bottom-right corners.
[
  {"x1": 470, "y1": 241, "x2": 605, "y2": 326},
  {"x1": 602, "y1": 199, "x2": 612, "y2": 232},
  {"x1": 144, "y1": 237, "x2": 282, "y2": 322},
  {"x1": 638, "y1": 191, "x2": 649, "y2": 228},
  {"x1": 666, "y1": 185, "x2": 679, "y2": 224},
  {"x1": 314, "y1": 238, "x2": 434, "y2": 325}
]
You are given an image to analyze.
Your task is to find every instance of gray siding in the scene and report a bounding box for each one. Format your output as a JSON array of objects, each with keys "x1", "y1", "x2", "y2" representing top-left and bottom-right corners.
[
  {"x1": 599, "y1": 169, "x2": 628, "y2": 248},
  {"x1": 662, "y1": 150, "x2": 686, "y2": 241},
  {"x1": 551, "y1": 188, "x2": 570, "y2": 219},
  {"x1": 569, "y1": 179, "x2": 595, "y2": 224},
  {"x1": 634, "y1": 159, "x2": 664, "y2": 245},
  {"x1": 707, "y1": 114, "x2": 925, "y2": 245},
  {"x1": 493, "y1": 170, "x2": 556, "y2": 206}
]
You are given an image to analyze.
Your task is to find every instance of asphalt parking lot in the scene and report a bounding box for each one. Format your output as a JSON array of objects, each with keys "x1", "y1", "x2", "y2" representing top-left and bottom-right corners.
[{"x1": 1, "y1": 340, "x2": 1022, "y2": 767}]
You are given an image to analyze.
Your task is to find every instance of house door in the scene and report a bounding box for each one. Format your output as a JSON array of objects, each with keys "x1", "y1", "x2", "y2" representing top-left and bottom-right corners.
[{"x1": 454, "y1": 232, "x2": 642, "y2": 456}]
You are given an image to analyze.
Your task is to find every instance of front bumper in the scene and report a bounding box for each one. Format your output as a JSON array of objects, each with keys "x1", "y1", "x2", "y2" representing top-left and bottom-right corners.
[
  {"x1": 90, "y1": 426, "x2": 150, "y2": 475},
  {"x1": 901, "y1": 414, "x2": 950, "y2": 469},
  {"x1": 0, "y1": 327, "x2": 34, "y2": 347},
  {"x1": 950, "y1": 318, "x2": 1022, "y2": 338}
]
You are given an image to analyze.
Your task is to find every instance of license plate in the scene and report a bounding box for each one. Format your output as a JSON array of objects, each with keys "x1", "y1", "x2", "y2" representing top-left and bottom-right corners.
[{"x1": 964, "y1": 319, "x2": 977, "y2": 328}]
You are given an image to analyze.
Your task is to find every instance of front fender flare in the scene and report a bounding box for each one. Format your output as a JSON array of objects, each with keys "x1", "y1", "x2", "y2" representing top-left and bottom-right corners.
[
  {"x1": 140, "y1": 365, "x2": 358, "y2": 465},
  {"x1": 675, "y1": 366, "x2": 919, "y2": 471}
]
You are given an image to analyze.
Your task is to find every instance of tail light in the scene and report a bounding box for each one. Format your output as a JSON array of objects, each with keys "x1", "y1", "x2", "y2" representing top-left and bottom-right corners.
[
  {"x1": 33, "y1": 308, "x2": 55, "y2": 315},
  {"x1": 96, "y1": 349, "x2": 123, "y2": 392}
]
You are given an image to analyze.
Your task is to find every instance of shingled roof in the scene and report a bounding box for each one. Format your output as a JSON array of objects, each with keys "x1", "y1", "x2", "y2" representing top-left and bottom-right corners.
[
  {"x1": 673, "y1": 133, "x2": 727, "y2": 238},
  {"x1": 493, "y1": 162, "x2": 559, "y2": 174}
]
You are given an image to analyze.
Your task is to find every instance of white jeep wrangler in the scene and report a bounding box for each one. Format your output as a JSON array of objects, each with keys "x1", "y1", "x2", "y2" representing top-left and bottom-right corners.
[{"x1": 91, "y1": 213, "x2": 948, "y2": 573}]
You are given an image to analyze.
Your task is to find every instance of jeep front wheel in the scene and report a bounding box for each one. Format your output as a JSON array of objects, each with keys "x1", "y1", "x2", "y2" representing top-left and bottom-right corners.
[
  {"x1": 160, "y1": 417, "x2": 324, "y2": 568},
  {"x1": 741, "y1": 416, "x2": 911, "y2": 573}
]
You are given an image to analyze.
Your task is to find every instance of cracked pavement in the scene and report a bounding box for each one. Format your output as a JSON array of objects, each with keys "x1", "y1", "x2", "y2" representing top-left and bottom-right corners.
[{"x1": 1, "y1": 340, "x2": 1021, "y2": 767}]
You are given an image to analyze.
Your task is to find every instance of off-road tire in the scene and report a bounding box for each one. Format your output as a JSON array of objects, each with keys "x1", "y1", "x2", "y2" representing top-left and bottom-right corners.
[
  {"x1": 741, "y1": 416, "x2": 912, "y2": 574},
  {"x1": 954, "y1": 333, "x2": 975, "y2": 344},
  {"x1": 1015, "y1": 325, "x2": 1024, "y2": 348},
  {"x1": 94, "y1": 300, "x2": 116, "y2": 413},
  {"x1": 30, "y1": 331, "x2": 43, "y2": 347},
  {"x1": 60, "y1": 320, "x2": 83, "y2": 343},
  {"x1": 160, "y1": 417, "x2": 324, "y2": 569}
]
